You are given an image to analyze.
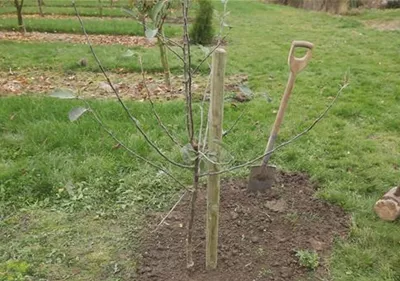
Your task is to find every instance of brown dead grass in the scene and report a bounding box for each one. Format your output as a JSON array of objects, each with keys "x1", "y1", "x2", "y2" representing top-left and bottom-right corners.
[{"x1": 364, "y1": 19, "x2": 400, "y2": 31}]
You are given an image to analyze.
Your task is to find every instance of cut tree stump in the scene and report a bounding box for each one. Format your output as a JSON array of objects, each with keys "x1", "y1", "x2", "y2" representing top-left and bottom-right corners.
[{"x1": 374, "y1": 186, "x2": 400, "y2": 221}]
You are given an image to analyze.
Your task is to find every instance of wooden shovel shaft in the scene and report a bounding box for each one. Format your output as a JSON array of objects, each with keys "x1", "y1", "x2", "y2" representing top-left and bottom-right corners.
[
  {"x1": 263, "y1": 71, "x2": 296, "y2": 165},
  {"x1": 261, "y1": 40, "x2": 314, "y2": 166}
]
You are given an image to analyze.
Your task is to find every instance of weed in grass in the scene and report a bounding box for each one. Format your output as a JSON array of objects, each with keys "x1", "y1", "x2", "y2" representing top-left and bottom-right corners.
[
  {"x1": 258, "y1": 267, "x2": 273, "y2": 278},
  {"x1": 256, "y1": 246, "x2": 265, "y2": 257},
  {"x1": 295, "y1": 250, "x2": 320, "y2": 271},
  {"x1": 284, "y1": 212, "x2": 300, "y2": 224},
  {"x1": 0, "y1": 260, "x2": 33, "y2": 281}
]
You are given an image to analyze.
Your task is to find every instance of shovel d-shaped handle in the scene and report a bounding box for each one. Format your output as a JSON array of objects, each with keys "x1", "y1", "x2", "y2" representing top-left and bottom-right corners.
[
  {"x1": 262, "y1": 40, "x2": 314, "y2": 166},
  {"x1": 288, "y1": 40, "x2": 314, "y2": 74}
]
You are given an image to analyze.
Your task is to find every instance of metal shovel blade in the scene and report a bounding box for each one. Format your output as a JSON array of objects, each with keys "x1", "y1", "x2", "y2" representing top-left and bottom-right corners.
[{"x1": 248, "y1": 165, "x2": 277, "y2": 192}]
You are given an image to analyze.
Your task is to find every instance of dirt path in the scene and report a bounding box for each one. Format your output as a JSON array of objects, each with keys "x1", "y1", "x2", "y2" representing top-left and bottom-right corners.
[
  {"x1": 0, "y1": 31, "x2": 155, "y2": 47},
  {"x1": 0, "y1": 70, "x2": 248, "y2": 101}
]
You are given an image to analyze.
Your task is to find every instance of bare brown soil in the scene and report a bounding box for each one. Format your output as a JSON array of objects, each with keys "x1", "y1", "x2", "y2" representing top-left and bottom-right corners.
[
  {"x1": 138, "y1": 171, "x2": 350, "y2": 281},
  {"x1": 0, "y1": 31, "x2": 155, "y2": 47}
]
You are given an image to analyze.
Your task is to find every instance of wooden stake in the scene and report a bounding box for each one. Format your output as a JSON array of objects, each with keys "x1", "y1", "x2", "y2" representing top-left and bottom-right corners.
[
  {"x1": 206, "y1": 48, "x2": 226, "y2": 270},
  {"x1": 374, "y1": 186, "x2": 400, "y2": 221}
]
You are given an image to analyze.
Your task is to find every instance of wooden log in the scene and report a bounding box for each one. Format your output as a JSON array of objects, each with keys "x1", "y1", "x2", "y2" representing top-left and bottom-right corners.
[
  {"x1": 206, "y1": 48, "x2": 226, "y2": 270},
  {"x1": 374, "y1": 186, "x2": 400, "y2": 221}
]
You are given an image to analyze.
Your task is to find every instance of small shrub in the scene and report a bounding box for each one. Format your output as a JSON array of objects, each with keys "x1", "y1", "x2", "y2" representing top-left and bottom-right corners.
[
  {"x1": 190, "y1": 0, "x2": 215, "y2": 45},
  {"x1": 295, "y1": 249, "x2": 319, "y2": 270},
  {"x1": 386, "y1": 0, "x2": 400, "y2": 9}
]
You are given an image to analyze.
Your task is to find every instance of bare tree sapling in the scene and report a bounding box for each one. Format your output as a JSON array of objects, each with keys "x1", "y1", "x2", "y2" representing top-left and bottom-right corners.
[{"x1": 50, "y1": 0, "x2": 349, "y2": 273}]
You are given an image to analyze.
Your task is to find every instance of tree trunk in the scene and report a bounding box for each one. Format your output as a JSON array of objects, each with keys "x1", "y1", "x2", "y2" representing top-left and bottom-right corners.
[
  {"x1": 374, "y1": 186, "x2": 400, "y2": 221},
  {"x1": 157, "y1": 27, "x2": 171, "y2": 89},
  {"x1": 98, "y1": 0, "x2": 103, "y2": 17},
  {"x1": 14, "y1": 0, "x2": 25, "y2": 33},
  {"x1": 37, "y1": 0, "x2": 44, "y2": 17},
  {"x1": 141, "y1": 15, "x2": 146, "y2": 34}
]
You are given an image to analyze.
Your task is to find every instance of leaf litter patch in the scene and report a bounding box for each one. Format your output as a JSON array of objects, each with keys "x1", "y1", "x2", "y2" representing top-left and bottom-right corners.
[
  {"x1": 0, "y1": 70, "x2": 249, "y2": 101},
  {"x1": 138, "y1": 171, "x2": 350, "y2": 281},
  {"x1": 0, "y1": 31, "x2": 155, "y2": 47}
]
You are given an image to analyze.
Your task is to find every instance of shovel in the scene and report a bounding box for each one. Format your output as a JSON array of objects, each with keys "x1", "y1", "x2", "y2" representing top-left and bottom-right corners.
[{"x1": 248, "y1": 40, "x2": 314, "y2": 192}]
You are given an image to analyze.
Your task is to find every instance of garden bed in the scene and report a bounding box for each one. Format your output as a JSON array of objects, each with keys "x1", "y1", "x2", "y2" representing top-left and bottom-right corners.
[{"x1": 138, "y1": 171, "x2": 350, "y2": 281}]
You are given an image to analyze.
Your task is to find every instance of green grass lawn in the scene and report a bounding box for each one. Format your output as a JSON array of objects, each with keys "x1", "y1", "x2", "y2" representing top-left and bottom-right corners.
[
  {"x1": 0, "y1": 6, "x2": 130, "y2": 17},
  {"x1": 0, "y1": 16, "x2": 181, "y2": 36},
  {"x1": 1, "y1": 1, "x2": 400, "y2": 280},
  {"x1": 0, "y1": 40, "x2": 209, "y2": 74},
  {"x1": 2, "y1": 0, "x2": 130, "y2": 8}
]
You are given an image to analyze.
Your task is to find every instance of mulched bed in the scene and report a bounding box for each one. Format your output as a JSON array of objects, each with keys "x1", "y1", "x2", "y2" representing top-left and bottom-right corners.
[{"x1": 138, "y1": 171, "x2": 350, "y2": 281}]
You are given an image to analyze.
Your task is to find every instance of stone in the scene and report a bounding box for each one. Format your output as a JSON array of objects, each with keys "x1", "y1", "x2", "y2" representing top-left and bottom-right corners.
[{"x1": 265, "y1": 199, "x2": 287, "y2": 212}]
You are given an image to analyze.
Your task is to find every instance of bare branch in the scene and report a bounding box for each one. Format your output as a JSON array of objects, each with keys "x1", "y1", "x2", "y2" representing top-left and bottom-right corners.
[
  {"x1": 162, "y1": 41, "x2": 184, "y2": 62},
  {"x1": 216, "y1": 0, "x2": 230, "y2": 45},
  {"x1": 198, "y1": 149, "x2": 232, "y2": 166},
  {"x1": 139, "y1": 56, "x2": 183, "y2": 148},
  {"x1": 73, "y1": 2, "x2": 193, "y2": 170},
  {"x1": 80, "y1": 99, "x2": 187, "y2": 190},
  {"x1": 191, "y1": 36, "x2": 227, "y2": 76},
  {"x1": 198, "y1": 73, "x2": 211, "y2": 151},
  {"x1": 182, "y1": 0, "x2": 195, "y2": 146},
  {"x1": 223, "y1": 109, "x2": 246, "y2": 138},
  {"x1": 160, "y1": 34, "x2": 183, "y2": 49},
  {"x1": 200, "y1": 82, "x2": 349, "y2": 177}
]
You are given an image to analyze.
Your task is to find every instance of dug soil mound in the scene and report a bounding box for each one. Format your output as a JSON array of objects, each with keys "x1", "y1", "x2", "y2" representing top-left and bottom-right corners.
[{"x1": 138, "y1": 171, "x2": 350, "y2": 281}]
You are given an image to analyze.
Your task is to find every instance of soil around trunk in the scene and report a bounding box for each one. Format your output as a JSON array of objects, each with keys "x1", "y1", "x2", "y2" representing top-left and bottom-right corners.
[{"x1": 138, "y1": 171, "x2": 350, "y2": 281}]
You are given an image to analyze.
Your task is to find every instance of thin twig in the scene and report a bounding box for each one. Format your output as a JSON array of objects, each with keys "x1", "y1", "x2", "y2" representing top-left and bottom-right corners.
[
  {"x1": 217, "y1": 0, "x2": 229, "y2": 45},
  {"x1": 223, "y1": 109, "x2": 246, "y2": 137},
  {"x1": 182, "y1": 0, "x2": 194, "y2": 146},
  {"x1": 191, "y1": 36, "x2": 227, "y2": 76},
  {"x1": 198, "y1": 149, "x2": 232, "y2": 166},
  {"x1": 199, "y1": 72, "x2": 212, "y2": 151},
  {"x1": 157, "y1": 33, "x2": 184, "y2": 62},
  {"x1": 139, "y1": 56, "x2": 183, "y2": 147},
  {"x1": 200, "y1": 82, "x2": 349, "y2": 177},
  {"x1": 81, "y1": 99, "x2": 187, "y2": 190},
  {"x1": 163, "y1": 42, "x2": 184, "y2": 62},
  {"x1": 152, "y1": 190, "x2": 187, "y2": 232},
  {"x1": 160, "y1": 33, "x2": 183, "y2": 49},
  {"x1": 73, "y1": 2, "x2": 193, "y2": 170},
  {"x1": 198, "y1": 104, "x2": 204, "y2": 149}
]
